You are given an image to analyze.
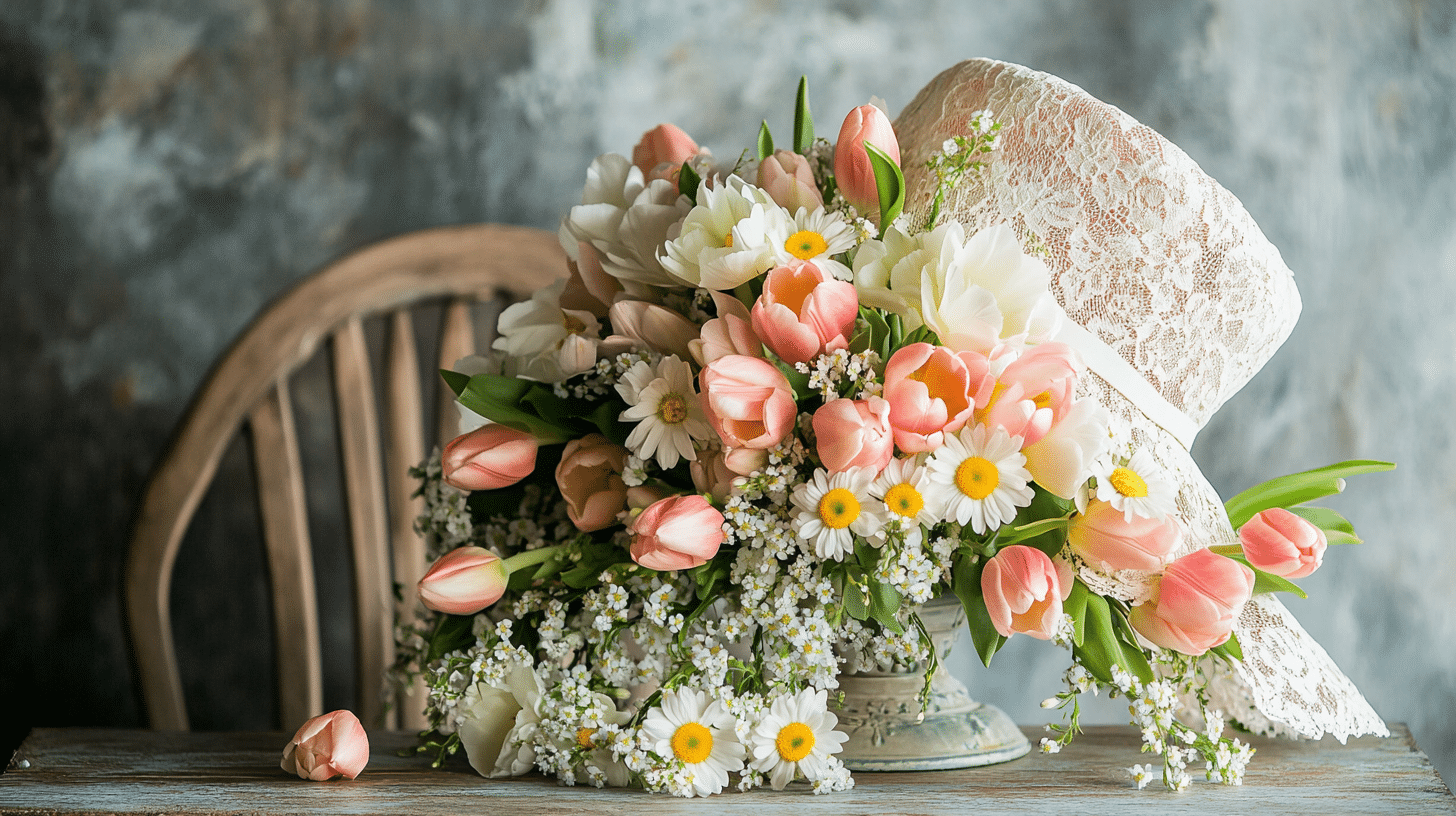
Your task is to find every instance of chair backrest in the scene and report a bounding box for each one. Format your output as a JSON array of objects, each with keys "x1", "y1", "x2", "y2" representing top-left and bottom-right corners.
[{"x1": 124, "y1": 224, "x2": 565, "y2": 731}]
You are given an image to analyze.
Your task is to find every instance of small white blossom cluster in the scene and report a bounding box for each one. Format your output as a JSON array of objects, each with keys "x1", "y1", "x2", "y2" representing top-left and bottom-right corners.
[
  {"x1": 410, "y1": 450, "x2": 475, "y2": 559},
  {"x1": 794, "y1": 348, "x2": 882, "y2": 400}
]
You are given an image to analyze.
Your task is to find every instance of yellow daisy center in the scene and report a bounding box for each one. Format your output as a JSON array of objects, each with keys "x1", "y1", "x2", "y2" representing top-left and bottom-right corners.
[
  {"x1": 1108, "y1": 466, "x2": 1149, "y2": 498},
  {"x1": 657, "y1": 393, "x2": 688, "y2": 424},
  {"x1": 785, "y1": 230, "x2": 829, "y2": 260},
  {"x1": 671, "y1": 722, "x2": 714, "y2": 764},
  {"x1": 818, "y1": 488, "x2": 861, "y2": 529},
  {"x1": 775, "y1": 721, "x2": 816, "y2": 763},
  {"x1": 575, "y1": 727, "x2": 596, "y2": 749},
  {"x1": 883, "y1": 483, "x2": 924, "y2": 518},
  {"x1": 954, "y1": 457, "x2": 1000, "y2": 500}
]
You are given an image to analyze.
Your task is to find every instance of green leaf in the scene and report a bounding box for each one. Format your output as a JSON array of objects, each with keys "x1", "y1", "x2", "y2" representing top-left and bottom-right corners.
[
  {"x1": 678, "y1": 161, "x2": 701, "y2": 203},
  {"x1": 864, "y1": 141, "x2": 905, "y2": 237},
  {"x1": 867, "y1": 577, "x2": 905, "y2": 634},
  {"x1": 1225, "y1": 460, "x2": 1394, "y2": 529},
  {"x1": 842, "y1": 571, "x2": 869, "y2": 621},
  {"x1": 1223, "y1": 552, "x2": 1309, "y2": 599},
  {"x1": 952, "y1": 555, "x2": 1004, "y2": 666},
  {"x1": 1287, "y1": 505, "x2": 1361, "y2": 544},
  {"x1": 902, "y1": 325, "x2": 940, "y2": 347},
  {"x1": 452, "y1": 373, "x2": 570, "y2": 443},
  {"x1": 1063, "y1": 580, "x2": 1089, "y2": 647},
  {"x1": 994, "y1": 516, "x2": 1070, "y2": 548},
  {"x1": 1075, "y1": 594, "x2": 1125, "y2": 684},
  {"x1": 1111, "y1": 614, "x2": 1154, "y2": 684},
  {"x1": 757, "y1": 120, "x2": 774, "y2": 160},
  {"x1": 765, "y1": 351, "x2": 813, "y2": 401},
  {"x1": 440, "y1": 368, "x2": 471, "y2": 396},
  {"x1": 1208, "y1": 631, "x2": 1244, "y2": 662},
  {"x1": 793, "y1": 76, "x2": 814, "y2": 154},
  {"x1": 425, "y1": 614, "x2": 476, "y2": 663}
]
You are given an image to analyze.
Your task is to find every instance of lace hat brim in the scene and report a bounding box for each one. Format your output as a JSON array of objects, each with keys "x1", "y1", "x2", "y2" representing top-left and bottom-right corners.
[{"x1": 894, "y1": 58, "x2": 1385, "y2": 741}]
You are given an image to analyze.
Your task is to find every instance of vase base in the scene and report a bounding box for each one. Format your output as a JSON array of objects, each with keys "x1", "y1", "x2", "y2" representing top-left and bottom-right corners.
[{"x1": 837, "y1": 699, "x2": 1031, "y2": 772}]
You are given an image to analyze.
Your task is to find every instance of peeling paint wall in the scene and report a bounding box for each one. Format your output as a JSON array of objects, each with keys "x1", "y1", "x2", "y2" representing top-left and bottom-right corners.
[{"x1": 2, "y1": 0, "x2": 1453, "y2": 787}]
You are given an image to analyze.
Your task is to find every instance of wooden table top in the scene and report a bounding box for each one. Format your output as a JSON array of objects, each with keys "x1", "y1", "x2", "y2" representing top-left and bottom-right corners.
[{"x1": 2, "y1": 725, "x2": 1451, "y2": 815}]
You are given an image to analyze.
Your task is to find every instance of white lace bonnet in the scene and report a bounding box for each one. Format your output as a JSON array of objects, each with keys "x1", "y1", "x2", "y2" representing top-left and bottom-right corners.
[{"x1": 893, "y1": 58, "x2": 1385, "y2": 741}]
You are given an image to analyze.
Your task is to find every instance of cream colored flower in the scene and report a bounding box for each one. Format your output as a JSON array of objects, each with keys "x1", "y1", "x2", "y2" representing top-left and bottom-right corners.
[
  {"x1": 641, "y1": 688, "x2": 745, "y2": 797},
  {"x1": 925, "y1": 424, "x2": 1034, "y2": 534},
  {"x1": 457, "y1": 664, "x2": 544, "y2": 778},
  {"x1": 561, "y1": 153, "x2": 691, "y2": 294},
  {"x1": 659, "y1": 177, "x2": 792, "y2": 290},
  {"x1": 492, "y1": 278, "x2": 601, "y2": 383},
  {"x1": 748, "y1": 687, "x2": 849, "y2": 790}
]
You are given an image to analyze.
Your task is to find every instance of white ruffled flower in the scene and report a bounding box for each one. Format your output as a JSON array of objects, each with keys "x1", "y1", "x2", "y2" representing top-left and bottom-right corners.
[
  {"x1": 642, "y1": 688, "x2": 746, "y2": 797},
  {"x1": 748, "y1": 688, "x2": 849, "y2": 790},
  {"x1": 660, "y1": 177, "x2": 791, "y2": 290},
  {"x1": 790, "y1": 466, "x2": 885, "y2": 560},
  {"x1": 924, "y1": 424, "x2": 1034, "y2": 534},
  {"x1": 561, "y1": 153, "x2": 691, "y2": 294},
  {"x1": 1023, "y1": 397, "x2": 1110, "y2": 502},
  {"x1": 492, "y1": 279, "x2": 602, "y2": 383},
  {"x1": 769, "y1": 207, "x2": 858, "y2": 281},
  {"x1": 616, "y1": 355, "x2": 713, "y2": 469},
  {"x1": 457, "y1": 663, "x2": 544, "y2": 778},
  {"x1": 1094, "y1": 448, "x2": 1177, "y2": 521},
  {"x1": 867, "y1": 456, "x2": 939, "y2": 547}
]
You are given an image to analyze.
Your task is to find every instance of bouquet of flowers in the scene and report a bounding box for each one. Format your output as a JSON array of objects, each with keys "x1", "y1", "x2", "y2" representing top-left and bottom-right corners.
[{"x1": 393, "y1": 64, "x2": 1391, "y2": 796}]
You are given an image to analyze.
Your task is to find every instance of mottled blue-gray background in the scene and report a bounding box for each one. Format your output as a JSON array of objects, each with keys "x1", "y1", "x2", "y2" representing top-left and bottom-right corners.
[{"x1": 2, "y1": 0, "x2": 1452, "y2": 788}]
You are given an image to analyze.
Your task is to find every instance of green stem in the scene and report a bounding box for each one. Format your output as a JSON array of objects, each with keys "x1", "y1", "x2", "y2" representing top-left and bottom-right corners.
[{"x1": 502, "y1": 544, "x2": 567, "y2": 574}]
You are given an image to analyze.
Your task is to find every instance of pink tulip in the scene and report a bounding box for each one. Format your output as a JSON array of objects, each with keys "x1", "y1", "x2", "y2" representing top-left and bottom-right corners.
[
  {"x1": 629, "y1": 495, "x2": 726, "y2": 571},
  {"x1": 814, "y1": 397, "x2": 894, "y2": 474},
  {"x1": 556, "y1": 434, "x2": 631, "y2": 532},
  {"x1": 699, "y1": 355, "x2": 798, "y2": 450},
  {"x1": 981, "y1": 545, "x2": 1072, "y2": 640},
  {"x1": 280, "y1": 709, "x2": 370, "y2": 781},
  {"x1": 418, "y1": 546, "x2": 509, "y2": 615},
  {"x1": 691, "y1": 291, "x2": 763, "y2": 365},
  {"x1": 882, "y1": 343, "x2": 994, "y2": 453},
  {"x1": 1067, "y1": 499, "x2": 1184, "y2": 573},
  {"x1": 757, "y1": 149, "x2": 823, "y2": 213},
  {"x1": 722, "y1": 446, "x2": 770, "y2": 477},
  {"x1": 1130, "y1": 549, "x2": 1255, "y2": 655},
  {"x1": 834, "y1": 105, "x2": 901, "y2": 215},
  {"x1": 442, "y1": 424, "x2": 538, "y2": 492},
  {"x1": 750, "y1": 260, "x2": 859, "y2": 365},
  {"x1": 979, "y1": 343, "x2": 1079, "y2": 447},
  {"x1": 608, "y1": 299, "x2": 701, "y2": 362},
  {"x1": 632, "y1": 123, "x2": 700, "y2": 182},
  {"x1": 1240, "y1": 508, "x2": 1327, "y2": 579}
]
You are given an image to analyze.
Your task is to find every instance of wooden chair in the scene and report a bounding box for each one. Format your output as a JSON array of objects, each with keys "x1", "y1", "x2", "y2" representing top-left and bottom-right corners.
[{"x1": 124, "y1": 224, "x2": 565, "y2": 731}]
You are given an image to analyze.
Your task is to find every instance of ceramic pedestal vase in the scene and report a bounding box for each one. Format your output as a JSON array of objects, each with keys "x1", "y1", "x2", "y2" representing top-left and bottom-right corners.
[{"x1": 834, "y1": 596, "x2": 1031, "y2": 771}]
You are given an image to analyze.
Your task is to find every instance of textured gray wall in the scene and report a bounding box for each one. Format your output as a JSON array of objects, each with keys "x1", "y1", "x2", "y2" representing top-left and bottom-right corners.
[{"x1": 2, "y1": 0, "x2": 1452, "y2": 788}]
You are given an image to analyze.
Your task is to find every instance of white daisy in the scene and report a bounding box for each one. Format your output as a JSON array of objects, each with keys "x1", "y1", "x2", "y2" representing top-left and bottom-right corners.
[
  {"x1": 1093, "y1": 449, "x2": 1177, "y2": 521},
  {"x1": 616, "y1": 355, "x2": 714, "y2": 470},
  {"x1": 770, "y1": 207, "x2": 858, "y2": 281},
  {"x1": 925, "y1": 424, "x2": 1034, "y2": 534},
  {"x1": 641, "y1": 688, "x2": 745, "y2": 797},
  {"x1": 748, "y1": 687, "x2": 849, "y2": 790},
  {"x1": 659, "y1": 176, "x2": 791, "y2": 290},
  {"x1": 867, "y1": 456, "x2": 940, "y2": 547},
  {"x1": 790, "y1": 466, "x2": 885, "y2": 560}
]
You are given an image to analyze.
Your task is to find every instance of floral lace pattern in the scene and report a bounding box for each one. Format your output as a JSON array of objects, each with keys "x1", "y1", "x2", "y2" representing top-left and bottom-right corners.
[{"x1": 893, "y1": 58, "x2": 1386, "y2": 742}]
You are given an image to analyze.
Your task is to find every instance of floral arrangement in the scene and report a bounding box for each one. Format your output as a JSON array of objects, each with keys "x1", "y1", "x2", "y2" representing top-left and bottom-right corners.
[{"x1": 391, "y1": 79, "x2": 1391, "y2": 796}]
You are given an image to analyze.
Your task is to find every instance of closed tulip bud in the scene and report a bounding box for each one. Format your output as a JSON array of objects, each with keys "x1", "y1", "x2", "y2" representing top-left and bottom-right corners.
[
  {"x1": 417, "y1": 546, "x2": 508, "y2": 615},
  {"x1": 981, "y1": 545, "x2": 1072, "y2": 640},
  {"x1": 813, "y1": 397, "x2": 894, "y2": 474},
  {"x1": 757, "y1": 149, "x2": 823, "y2": 213},
  {"x1": 629, "y1": 495, "x2": 726, "y2": 571},
  {"x1": 555, "y1": 434, "x2": 631, "y2": 532},
  {"x1": 1240, "y1": 508, "x2": 1327, "y2": 579},
  {"x1": 834, "y1": 104, "x2": 901, "y2": 215},
  {"x1": 441, "y1": 424, "x2": 538, "y2": 492},
  {"x1": 280, "y1": 710, "x2": 369, "y2": 781},
  {"x1": 1129, "y1": 549, "x2": 1254, "y2": 656},
  {"x1": 632, "y1": 123, "x2": 700, "y2": 182}
]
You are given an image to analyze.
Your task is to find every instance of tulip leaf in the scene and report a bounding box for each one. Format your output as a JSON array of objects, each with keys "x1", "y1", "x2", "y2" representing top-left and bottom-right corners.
[
  {"x1": 793, "y1": 76, "x2": 814, "y2": 154},
  {"x1": 1221, "y1": 551, "x2": 1309, "y2": 599},
  {"x1": 449, "y1": 372, "x2": 571, "y2": 444},
  {"x1": 1112, "y1": 613, "x2": 1154, "y2": 684},
  {"x1": 425, "y1": 613, "x2": 477, "y2": 663},
  {"x1": 1074, "y1": 593, "x2": 1134, "y2": 684},
  {"x1": 901, "y1": 325, "x2": 940, "y2": 347},
  {"x1": 1063, "y1": 580, "x2": 1089, "y2": 647},
  {"x1": 865, "y1": 142, "x2": 905, "y2": 237},
  {"x1": 952, "y1": 555, "x2": 1005, "y2": 667},
  {"x1": 757, "y1": 120, "x2": 774, "y2": 160},
  {"x1": 677, "y1": 161, "x2": 701, "y2": 203},
  {"x1": 1224, "y1": 460, "x2": 1394, "y2": 529},
  {"x1": 1208, "y1": 631, "x2": 1244, "y2": 662},
  {"x1": 440, "y1": 368, "x2": 471, "y2": 396},
  {"x1": 1287, "y1": 505, "x2": 1361, "y2": 544}
]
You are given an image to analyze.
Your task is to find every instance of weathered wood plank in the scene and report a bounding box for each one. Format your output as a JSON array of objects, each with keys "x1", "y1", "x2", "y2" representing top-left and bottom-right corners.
[
  {"x1": 1, "y1": 727, "x2": 1450, "y2": 815},
  {"x1": 383, "y1": 310, "x2": 428, "y2": 731}
]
